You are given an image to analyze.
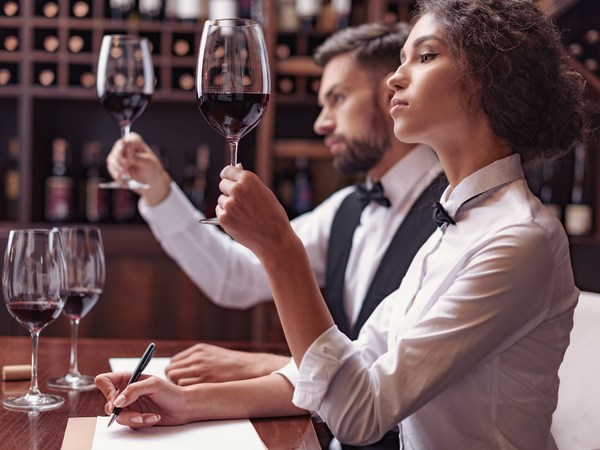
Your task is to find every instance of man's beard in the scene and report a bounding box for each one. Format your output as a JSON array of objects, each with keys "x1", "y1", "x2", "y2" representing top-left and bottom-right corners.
[{"x1": 331, "y1": 108, "x2": 391, "y2": 176}]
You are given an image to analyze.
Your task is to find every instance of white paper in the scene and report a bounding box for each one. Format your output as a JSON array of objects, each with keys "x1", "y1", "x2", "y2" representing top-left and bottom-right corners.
[
  {"x1": 109, "y1": 357, "x2": 170, "y2": 381},
  {"x1": 92, "y1": 416, "x2": 266, "y2": 450}
]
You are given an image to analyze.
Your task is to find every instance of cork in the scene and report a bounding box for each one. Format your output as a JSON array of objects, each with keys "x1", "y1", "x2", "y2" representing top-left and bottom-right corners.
[{"x1": 2, "y1": 365, "x2": 32, "y2": 381}]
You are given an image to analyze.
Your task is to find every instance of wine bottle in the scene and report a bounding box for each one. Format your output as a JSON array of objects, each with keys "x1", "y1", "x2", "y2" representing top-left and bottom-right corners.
[
  {"x1": 3, "y1": 34, "x2": 18, "y2": 52},
  {"x1": 3, "y1": 136, "x2": 19, "y2": 221},
  {"x1": 274, "y1": 160, "x2": 295, "y2": 218},
  {"x1": 112, "y1": 189, "x2": 137, "y2": 222},
  {"x1": 539, "y1": 160, "x2": 561, "y2": 221},
  {"x1": 109, "y1": 0, "x2": 135, "y2": 20},
  {"x1": 276, "y1": 43, "x2": 291, "y2": 60},
  {"x1": 172, "y1": 38, "x2": 191, "y2": 56},
  {"x1": 565, "y1": 143, "x2": 593, "y2": 236},
  {"x1": 332, "y1": 0, "x2": 351, "y2": 29},
  {"x1": 296, "y1": 0, "x2": 322, "y2": 32},
  {"x1": 0, "y1": 67, "x2": 13, "y2": 85},
  {"x1": 277, "y1": 0, "x2": 300, "y2": 33},
  {"x1": 43, "y1": 35, "x2": 60, "y2": 52},
  {"x1": 178, "y1": 73, "x2": 194, "y2": 90},
  {"x1": 293, "y1": 157, "x2": 313, "y2": 216},
  {"x1": 175, "y1": 0, "x2": 205, "y2": 22},
  {"x1": 68, "y1": 35, "x2": 84, "y2": 53},
  {"x1": 81, "y1": 141, "x2": 109, "y2": 223},
  {"x1": 139, "y1": 0, "x2": 162, "y2": 21},
  {"x1": 277, "y1": 76, "x2": 295, "y2": 94},
  {"x1": 208, "y1": 0, "x2": 237, "y2": 20},
  {"x1": 3, "y1": 1, "x2": 18, "y2": 16},
  {"x1": 42, "y1": 1, "x2": 59, "y2": 17},
  {"x1": 38, "y1": 67, "x2": 56, "y2": 86},
  {"x1": 183, "y1": 144, "x2": 210, "y2": 212},
  {"x1": 46, "y1": 138, "x2": 74, "y2": 222},
  {"x1": 71, "y1": 0, "x2": 91, "y2": 18}
]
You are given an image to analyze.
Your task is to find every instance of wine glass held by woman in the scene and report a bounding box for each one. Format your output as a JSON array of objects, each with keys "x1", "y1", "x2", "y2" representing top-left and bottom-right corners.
[
  {"x1": 3, "y1": 229, "x2": 68, "y2": 411},
  {"x1": 96, "y1": 2, "x2": 588, "y2": 446},
  {"x1": 195, "y1": 19, "x2": 270, "y2": 224},
  {"x1": 47, "y1": 227, "x2": 105, "y2": 391},
  {"x1": 96, "y1": 35, "x2": 154, "y2": 190}
]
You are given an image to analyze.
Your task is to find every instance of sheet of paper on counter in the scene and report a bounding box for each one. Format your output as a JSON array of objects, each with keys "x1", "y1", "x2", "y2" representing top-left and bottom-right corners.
[{"x1": 91, "y1": 416, "x2": 267, "y2": 450}]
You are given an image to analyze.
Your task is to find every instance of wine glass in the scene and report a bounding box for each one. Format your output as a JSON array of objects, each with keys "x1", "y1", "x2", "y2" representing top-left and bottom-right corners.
[
  {"x1": 97, "y1": 34, "x2": 154, "y2": 190},
  {"x1": 2, "y1": 229, "x2": 68, "y2": 411},
  {"x1": 196, "y1": 19, "x2": 271, "y2": 224},
  {"x1": 46, "y1": 227, "x2": 105, "y2": 391}
]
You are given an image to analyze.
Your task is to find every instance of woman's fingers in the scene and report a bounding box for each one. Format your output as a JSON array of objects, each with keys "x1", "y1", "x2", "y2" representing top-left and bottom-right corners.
[{"x1": 115, "y1": 410, "x2": 162, "y2": 429}]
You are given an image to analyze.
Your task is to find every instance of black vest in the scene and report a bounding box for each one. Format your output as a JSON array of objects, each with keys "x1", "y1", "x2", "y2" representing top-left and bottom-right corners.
[{"x1": 325, "y1": 174, "x2": 447, "y2": 340}]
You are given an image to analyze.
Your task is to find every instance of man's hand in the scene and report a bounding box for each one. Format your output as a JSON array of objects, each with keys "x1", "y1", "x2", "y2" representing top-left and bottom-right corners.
[
  {"x1": 165, "y1": 343, "x2": 291, "y2": 386},
  {"x1": 106, "y1": 132, "x2": 172, "y2": 206},
  {"x1": 94, "y1": 372, "x2": 192, "y2": 429}
]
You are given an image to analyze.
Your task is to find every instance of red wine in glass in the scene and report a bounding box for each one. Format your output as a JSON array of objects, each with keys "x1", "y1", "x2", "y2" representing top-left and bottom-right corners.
[
  {"x1": 63, "y1": 287, "x2": 102, "y2": 320},
  {"x1": 196, "y1": 19, "x2": 271, "y2": 224},
  {"x1": 7, "y1": 300, "x2": 62, "y2": 331},
  {"x1": 101, "y1": 91, "x2": 152, "y2": 127},
  {"x1": 96, "y1": 35, "x2": 154, "y2": 190},
  {"x1": 47, "y1": 226, "x2": 105, "y2": 392},
  {"x1": 198, "y1": 92, "x2": 270, "y2": 140},
  {"x1": 2, "y1": 228, "x2": 68, "y2": 411}
]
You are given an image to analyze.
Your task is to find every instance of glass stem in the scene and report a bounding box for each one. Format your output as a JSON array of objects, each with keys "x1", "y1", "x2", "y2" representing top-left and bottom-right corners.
[
  {"x1": 229, "y1": 140, "x2": 239, "y2": 167},
  {"x1": 29, "y1": 331, "x2": 41, "y2": 396},
  {"x1": 121, "y1": 123, "x2": 131, "y2": 142},
  {"x1": 68, "y1": 318, "x2": 82, "y2": 378}
]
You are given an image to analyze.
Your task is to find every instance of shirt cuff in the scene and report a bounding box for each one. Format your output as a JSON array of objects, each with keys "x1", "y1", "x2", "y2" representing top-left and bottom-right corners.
[
  {"x1": 272, "y1": 357, "x2": 298, "y2": 387},
  {"x1": 292, "y1": 325, "x2": 357, "y2": 412},
  {"x1": 139, "y1": 181, "x2": 204, "y2": 236}
]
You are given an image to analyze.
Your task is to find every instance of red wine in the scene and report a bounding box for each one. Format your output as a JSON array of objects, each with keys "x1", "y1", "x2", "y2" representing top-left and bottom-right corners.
[
  {"x1": 63, "y1": 288, "x2": 102, "y2": 320},
  {"x1": 101, "y1": 91, "x2": 151, "y2": 125},
  {"x1": 198, "y1": 92, "x2": 270, "y2": 140},
  {"x1": 7, "y1": 301, "x2": 62, "y2": 331}
]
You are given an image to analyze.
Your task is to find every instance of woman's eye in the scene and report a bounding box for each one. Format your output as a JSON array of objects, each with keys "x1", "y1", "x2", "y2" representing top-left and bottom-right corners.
[{"x1": 419, "y1": 53, "x2": 438, "y2": 63}]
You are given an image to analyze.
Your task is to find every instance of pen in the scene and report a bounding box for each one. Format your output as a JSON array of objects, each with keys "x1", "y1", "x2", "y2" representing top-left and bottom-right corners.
[{"x1": 107, "y1": 342, "x2": 156, "y2": 428}]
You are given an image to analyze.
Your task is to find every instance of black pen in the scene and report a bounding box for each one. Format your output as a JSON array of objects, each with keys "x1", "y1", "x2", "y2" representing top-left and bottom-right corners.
[{"x1": 107, "y1": 342, "x2": 156, "y2": 428}]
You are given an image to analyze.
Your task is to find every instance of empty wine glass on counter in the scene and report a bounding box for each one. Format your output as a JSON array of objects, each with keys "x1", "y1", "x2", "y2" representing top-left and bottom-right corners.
[
  {"x1": 46, "y1": 227, "x2": 105, "y2": 391},
  {"x1": 2, "y1": 229, "x2": 68, "y2": 411},
  {"x1": 97, "y1": 34, "x2": 154, "y2": 190},
  {"x1": 196, "y1": 19, "x2": 271, "y2": 224}
]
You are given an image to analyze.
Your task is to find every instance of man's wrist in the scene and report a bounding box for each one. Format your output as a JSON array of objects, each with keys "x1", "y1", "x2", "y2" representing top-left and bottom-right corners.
[{"x1": 142, "y1": 173, "x2": 172, "y2": 207}]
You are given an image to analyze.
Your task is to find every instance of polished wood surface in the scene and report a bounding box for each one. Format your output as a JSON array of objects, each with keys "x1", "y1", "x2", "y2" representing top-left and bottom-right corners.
[{"x1": 0, "y1": 337, "x2": 319, "y2": 450}]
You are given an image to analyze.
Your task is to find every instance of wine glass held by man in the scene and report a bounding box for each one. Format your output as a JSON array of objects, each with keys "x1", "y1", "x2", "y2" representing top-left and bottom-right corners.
[
  {"x1": 96, "y1": 1, "x2": 588, "y2": 448},
  {"x1": 3, "y1": 229, "x2": 68, "y2": 411},
  {"x1": 47, "y1": 227, "x2": 105, "y2": 391},
  {"x1": 96, "y1": 35, "x2": 154, "y2": 190}
]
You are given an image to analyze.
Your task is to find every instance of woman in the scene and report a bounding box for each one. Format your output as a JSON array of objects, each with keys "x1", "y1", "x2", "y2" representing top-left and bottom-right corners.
[{"x1": 96, "y1": 1, "x2": 588, "y2": 448}]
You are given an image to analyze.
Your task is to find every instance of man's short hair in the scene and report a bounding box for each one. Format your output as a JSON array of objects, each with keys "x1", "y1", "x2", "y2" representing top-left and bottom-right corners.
[{"x1": 313, "y1": 22, "x2": 411, "y2": 77}]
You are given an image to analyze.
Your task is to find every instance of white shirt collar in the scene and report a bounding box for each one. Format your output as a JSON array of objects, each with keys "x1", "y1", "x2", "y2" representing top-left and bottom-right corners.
[
  {"x1": 366, "y1": 144, "x2": 442, "y2": 208},
  {"x1": 441, "y1": 153, "x2": 524, "y2": 219}
]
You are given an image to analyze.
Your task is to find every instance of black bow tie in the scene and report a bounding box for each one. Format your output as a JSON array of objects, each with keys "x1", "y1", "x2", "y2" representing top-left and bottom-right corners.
[
  {"x1": 432, "y1": 201, "x2": 456, "y2": 227},
  {"x1": 355, "y1": 181, "x2": 391, "y2": 208}
]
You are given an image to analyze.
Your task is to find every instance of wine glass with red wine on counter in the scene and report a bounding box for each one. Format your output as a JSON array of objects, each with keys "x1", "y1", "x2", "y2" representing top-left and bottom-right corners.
[
  {"x1": 47, "y1": 227, "x2": 105, "y2": 391},
  {"x1": 97, "y1": 34, "x2": 154, "y2": 190},
  {"x1": 2, "y1": 229, "x2": 68, "y2": 411},
  {"x1": 196, "y1": 19, "x2": 271, "y2": 224}
]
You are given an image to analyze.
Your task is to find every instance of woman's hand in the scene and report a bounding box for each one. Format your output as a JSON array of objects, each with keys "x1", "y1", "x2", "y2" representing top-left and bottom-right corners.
[
  {"x1": 95, "y1": 372, "x2": 191, "y2": 429},
  {"x1": 106, "y1": 132, "x2": 172, "y2": 206},
  {"x1": 216, "y1": 164, "x2": 299, "y2": 261}
]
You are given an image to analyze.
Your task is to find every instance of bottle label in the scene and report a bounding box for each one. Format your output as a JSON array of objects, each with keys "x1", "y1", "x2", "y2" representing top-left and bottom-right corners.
[
  {"x1": 46, "y1": 176, "x2": 74, "y2": 221},
  {"x1": 112, "y1": 189, "x2": 136, "y2": 222}
]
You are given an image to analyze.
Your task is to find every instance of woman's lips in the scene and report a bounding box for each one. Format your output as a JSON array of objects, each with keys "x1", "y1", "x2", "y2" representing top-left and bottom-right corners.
[{"x1": 390, "y1": 98, "x2": 408, "y2": 115}]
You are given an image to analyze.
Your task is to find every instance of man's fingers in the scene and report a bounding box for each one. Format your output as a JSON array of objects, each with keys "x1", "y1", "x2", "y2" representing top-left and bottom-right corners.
[{"x1": 220, "y1": 163, "x2": 244, "y2": 181}]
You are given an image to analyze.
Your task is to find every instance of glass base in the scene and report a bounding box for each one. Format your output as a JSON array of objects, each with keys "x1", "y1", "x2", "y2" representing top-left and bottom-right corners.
[
  {"x1": 199, "y1": 217, "x2": 220, "y2": 225},
  {"x1": 99, "y1": 179, "x2": 149, "y2": 190},
  {"x1": 3, "y1": 392, "x2": 64, "y2": 411},
  {"x1": 46, "y1": 375, "x2": 97, "y2": 391}
]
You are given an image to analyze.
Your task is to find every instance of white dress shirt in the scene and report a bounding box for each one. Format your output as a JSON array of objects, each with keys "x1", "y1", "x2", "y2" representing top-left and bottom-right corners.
[
  {"x1": 139, "y1": 145, "x2": 442, "y2": 326},
  {"x1": 292, "y1": 154, "x2": 578, "y2": 450}
]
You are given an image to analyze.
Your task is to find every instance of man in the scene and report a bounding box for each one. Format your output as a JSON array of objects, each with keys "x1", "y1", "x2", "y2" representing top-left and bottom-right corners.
[{"x1": 107, "y1": 22, "x2": 444, "y2": 450}]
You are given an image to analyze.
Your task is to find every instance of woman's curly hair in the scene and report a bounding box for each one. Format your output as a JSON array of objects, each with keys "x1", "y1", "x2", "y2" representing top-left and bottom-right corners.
[{"x1": 414, "y1": 0, "x2": 588, "y2": 166}]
